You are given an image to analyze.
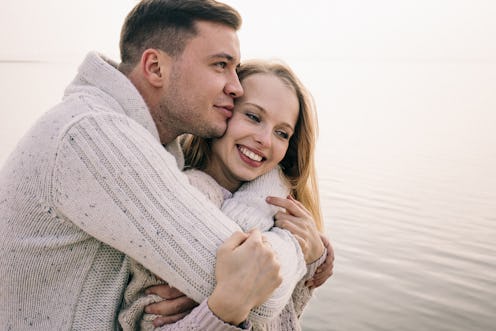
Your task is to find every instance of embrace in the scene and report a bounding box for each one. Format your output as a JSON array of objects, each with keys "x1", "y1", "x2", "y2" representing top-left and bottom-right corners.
[{"x1": 0, "y1": 1, "x2": 334, "y2": 330}]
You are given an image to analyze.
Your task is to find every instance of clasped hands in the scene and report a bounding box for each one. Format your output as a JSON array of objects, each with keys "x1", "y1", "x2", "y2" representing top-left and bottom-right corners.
[{"x1": 145, "y1": 196, "x2": 334, "y2": 327}]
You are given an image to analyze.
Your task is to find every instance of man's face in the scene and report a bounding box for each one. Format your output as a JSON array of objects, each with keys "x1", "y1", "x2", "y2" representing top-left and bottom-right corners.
[{"x1": 159, "y1": 21, "x2": 243, "y2": 139}]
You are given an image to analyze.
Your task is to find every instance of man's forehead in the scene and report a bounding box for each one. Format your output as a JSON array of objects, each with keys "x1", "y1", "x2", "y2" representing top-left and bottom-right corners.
[{"x1": 188, "y1": 21, "x2": 240, "y2": 60}]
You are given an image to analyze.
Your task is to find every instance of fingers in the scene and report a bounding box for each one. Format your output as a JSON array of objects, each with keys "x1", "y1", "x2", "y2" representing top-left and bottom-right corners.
[
  {"x1": 145, "y1": 295, "x2": 198, "y2": 316},
  {"x1": 320, "y1": 233, "x2": 331, "y2": 248},
  {"x1": 152, "y1": 310, "x2": 193, "y2": 327},
  {"x1": 274, "y1": 210, "x2": 314, "y2": 236},
  {"x1": 219, "y1": 231, "x2": 249, "y2": 252},
  {"x1": 308, "y1": 264, "x2": 333, "y2": 289},
  {"x1": 145, "y1": 283, "x2": 183, "y2": 300},
  {"x1": 317, "y1": 234, "x2": 335, "y2": 268},
  {"x1": 245, "y1": 228, "x2": 263, "y2": 244},
  {"x1": 274, "y1": 217, "x2": 305, "y2": 238},
  {"x1": 266, "y1": 195, "x2": 309, "y2": 217},
  {"x1": 210, "y1": 227, "x2": 281, "y2": 322},
  {"x1": 306, "y1": 246, "x2": 334, "y2": 289},
  {"x1": 287, "y1": 195, "x2": 306, "y2": 209}
]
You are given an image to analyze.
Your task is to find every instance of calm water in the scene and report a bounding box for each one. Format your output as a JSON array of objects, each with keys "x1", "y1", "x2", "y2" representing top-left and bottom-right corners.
[{"x1": 1, "y1": 61, "x2": 495, "y2": 330}]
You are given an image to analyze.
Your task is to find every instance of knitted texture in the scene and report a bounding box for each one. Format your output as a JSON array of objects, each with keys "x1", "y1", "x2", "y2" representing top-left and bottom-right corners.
[
  {"x1": 184, "y1": 168, "x2": 229, "y2": 207},
  {"x1": 0, "y1": 52, "x2": 306, "y2": 330},
  {"x1": 222, "y1": 167, "x2": 289, "y2": 232},
  {"x1": 120, "y1": 169, "x2": 324, "y2": 330}
]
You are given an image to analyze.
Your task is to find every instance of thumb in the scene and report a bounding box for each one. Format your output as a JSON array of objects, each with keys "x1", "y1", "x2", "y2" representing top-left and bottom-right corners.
[
  {"x1": 245, "y1": 228, "x2": 263, "y2": 244},
  {"x1": 222, "y1": 231, "x2": 249, "y2": 250}
]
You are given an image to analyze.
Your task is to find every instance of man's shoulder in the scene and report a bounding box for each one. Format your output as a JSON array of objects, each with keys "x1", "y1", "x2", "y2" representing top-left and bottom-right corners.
[{"x1": 41, "y1": 90, "x2": 127, "y2": 135}]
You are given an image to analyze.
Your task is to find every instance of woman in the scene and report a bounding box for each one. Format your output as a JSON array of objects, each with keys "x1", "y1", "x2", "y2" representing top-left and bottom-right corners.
[{"x1": 119, "y1": 60, "x2": 329, "y2": 330}]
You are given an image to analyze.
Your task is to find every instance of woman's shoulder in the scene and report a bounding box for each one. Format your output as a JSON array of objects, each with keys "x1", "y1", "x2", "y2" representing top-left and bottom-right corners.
[{"x1": 184, "y1": 168, "x2": 230, "y2": 207}]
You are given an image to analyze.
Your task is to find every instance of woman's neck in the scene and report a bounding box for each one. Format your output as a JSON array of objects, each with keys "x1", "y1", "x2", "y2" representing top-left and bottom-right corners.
[{"x1": 203, "y1": 164, "x2": 242, "y2": 193}]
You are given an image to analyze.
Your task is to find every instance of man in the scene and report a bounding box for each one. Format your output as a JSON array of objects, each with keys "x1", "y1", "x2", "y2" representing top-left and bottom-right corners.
[{"x1": 0, "y1": 1, "x2": 332, "y2": 330}]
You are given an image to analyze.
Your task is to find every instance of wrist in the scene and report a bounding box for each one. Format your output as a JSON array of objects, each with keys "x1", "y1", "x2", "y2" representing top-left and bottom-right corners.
[
  {"x1": 308, "y1": 242, "x2": 325, "y2": 264},
  {"x1": 208, "y1": 287, "x2": 250, "y2": 326}
]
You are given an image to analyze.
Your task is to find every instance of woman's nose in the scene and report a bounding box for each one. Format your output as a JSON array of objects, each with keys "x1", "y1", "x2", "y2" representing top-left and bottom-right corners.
[{"x1": 255, "y1": 128, "x2": 272, "y2": 148}]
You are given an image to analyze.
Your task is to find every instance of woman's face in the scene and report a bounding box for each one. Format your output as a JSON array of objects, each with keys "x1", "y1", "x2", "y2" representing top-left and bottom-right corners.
[{"x1": 206, "y1": 73, "x2": 299, "y2": 192}]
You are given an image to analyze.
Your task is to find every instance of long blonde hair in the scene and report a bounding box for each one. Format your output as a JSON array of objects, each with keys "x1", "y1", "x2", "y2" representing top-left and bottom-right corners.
[{"x1": 182, "y1": 60, "x2": 323, "y2": 231}]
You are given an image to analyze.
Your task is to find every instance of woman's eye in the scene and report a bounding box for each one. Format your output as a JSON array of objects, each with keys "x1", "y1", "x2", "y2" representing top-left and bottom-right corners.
[
  {"x1": 276, "y1": 130, "x2": 289, "y2": 140},
  {"x1": 246, "y1": 113, "x2": 260, "y2": 122}
]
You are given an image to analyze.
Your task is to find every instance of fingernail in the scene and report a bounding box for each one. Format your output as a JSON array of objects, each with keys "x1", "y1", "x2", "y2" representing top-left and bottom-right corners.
[{"x1": 144, "y1": 306, "x2": 150, "y2": 314}]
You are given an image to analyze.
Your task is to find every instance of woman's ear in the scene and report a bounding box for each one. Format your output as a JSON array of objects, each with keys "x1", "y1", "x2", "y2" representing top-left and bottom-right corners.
[{"x1": 140, "y1": 49, "x2": 170, "y2": 88}]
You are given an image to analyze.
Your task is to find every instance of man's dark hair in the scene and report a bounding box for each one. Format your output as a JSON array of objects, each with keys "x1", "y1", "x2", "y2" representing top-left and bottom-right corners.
[{"x1": 119, "y1": 0, "x2": 242, "y2": 73}]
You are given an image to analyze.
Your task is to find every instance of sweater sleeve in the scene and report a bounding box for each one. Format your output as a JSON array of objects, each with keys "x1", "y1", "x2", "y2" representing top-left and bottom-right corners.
[
  {"x1": 221, "y1": 167, "x2": 307, "y2": 323},
  {"x1": 156, "y1": 300, "x2": 252, "y2": 331},
  {"x1": 50, "y1": 113, "x2": 297, "y2": 324},
  {"x1": 292, "y1": 247, "x2": 328, "y2": 318}
]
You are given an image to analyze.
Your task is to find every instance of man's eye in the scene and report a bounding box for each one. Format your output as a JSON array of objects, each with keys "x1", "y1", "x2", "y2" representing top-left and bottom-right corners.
[{"x1": 216, "y1": 62, "x2": 227, "y2": 69}]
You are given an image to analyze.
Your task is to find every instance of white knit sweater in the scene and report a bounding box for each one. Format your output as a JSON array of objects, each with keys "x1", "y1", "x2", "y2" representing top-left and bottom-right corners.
[
  {"x1": 0, "y1": 52, "x2": 306, "y2": 330},
  {"x1": 119, "y1": 169, "x2": 326, "y2": 331}
]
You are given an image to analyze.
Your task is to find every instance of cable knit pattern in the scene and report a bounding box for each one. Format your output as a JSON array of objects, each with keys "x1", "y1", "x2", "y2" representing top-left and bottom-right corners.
[
  {"x1": 120, "y1": 169, "x2": 324, "y2": 331},
  {"x1": 0, "y1": 52, "x2": 305, "y2": 330},
  {"x1": 221, "y1": 167, "x2": 289, "y2": 232}
]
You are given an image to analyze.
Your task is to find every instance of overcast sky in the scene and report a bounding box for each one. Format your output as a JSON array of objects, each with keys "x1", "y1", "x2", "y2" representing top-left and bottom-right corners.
[
  {"x1": 2, "y1": 0, "x2": 495, "y2": 62},
  {"x1": 1, "y1": 0, "x2": 495, "y2": 165}
]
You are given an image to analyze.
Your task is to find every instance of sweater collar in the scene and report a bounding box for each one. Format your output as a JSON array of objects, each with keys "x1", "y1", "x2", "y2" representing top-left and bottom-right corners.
[{"x1": 75, "y1": 52, "x2": 160, "y2": 142}]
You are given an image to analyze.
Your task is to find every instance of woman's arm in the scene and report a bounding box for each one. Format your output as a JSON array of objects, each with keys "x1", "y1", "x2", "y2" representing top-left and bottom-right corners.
[
  {"x1": 268, "y1": 196, "x2": 334, "y2": 317},
  {"x1": 52, "y1": 115, "x2": 301, "y2": 325},
  {"x1": 141, "y1": 168, "x2": 307, "y2": 328},
  {"x1": 221, "y1": 168, "x2": 307, "y2": 322}
]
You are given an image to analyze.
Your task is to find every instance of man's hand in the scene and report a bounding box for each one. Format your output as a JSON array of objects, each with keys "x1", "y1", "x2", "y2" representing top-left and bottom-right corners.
[
  {"x1": 305, "y1": 233, "x2": 334, "y2": 289},
  {"x1": 144, "y1": 229, "x2": 281, "y2": 327},
  {"x1": 144, "y1": 284, "x2": 198, "y2": 327},
  {"x1": 208, "y1": 229, "x2": 282, "y2": 325}
]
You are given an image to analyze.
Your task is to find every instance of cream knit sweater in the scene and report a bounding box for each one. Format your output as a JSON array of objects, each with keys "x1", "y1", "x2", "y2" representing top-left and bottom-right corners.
[
  {"x1": 119, "y1": 169, "x2": 326, "y2": 331},
  {"x1": 0, "y1": 52, "x2": 306, "y2": 330}
]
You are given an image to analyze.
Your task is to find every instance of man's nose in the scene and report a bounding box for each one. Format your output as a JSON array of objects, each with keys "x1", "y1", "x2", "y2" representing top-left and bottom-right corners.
[{"x1": 225, "y1": 71, "x2": 243, "y2": 98}]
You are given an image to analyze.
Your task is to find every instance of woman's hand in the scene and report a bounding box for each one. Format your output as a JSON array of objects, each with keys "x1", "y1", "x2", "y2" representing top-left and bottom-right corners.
[
  {"x1": 267, "y1": 195, "x2": 325, "y2": 264},
  {"x1": 306, "y1": 234, "x2": 334, "y2": 289}
]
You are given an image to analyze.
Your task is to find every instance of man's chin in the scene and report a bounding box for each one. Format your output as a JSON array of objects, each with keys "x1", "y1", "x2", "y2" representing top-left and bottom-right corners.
[{"x1": 204, "y1": 124, "x2": 227, "y2": 139}]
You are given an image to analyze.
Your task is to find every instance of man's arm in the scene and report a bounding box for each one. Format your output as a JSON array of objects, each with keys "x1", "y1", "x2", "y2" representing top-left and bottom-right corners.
[
  {"x1": 51, "y1": 114, "x2": 302, "y2": 322},
  {"x1": 141, "y1": 230, "x2": 282, "y2": 331},
  {"x1": 146, "y1": 168, "x2": 308, "y2": 328}
]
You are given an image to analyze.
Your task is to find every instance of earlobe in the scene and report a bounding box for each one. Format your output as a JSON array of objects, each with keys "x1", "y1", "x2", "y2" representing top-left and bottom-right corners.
[{"x1": 141, "y1": 49, "x2": 168, "y2": 88}]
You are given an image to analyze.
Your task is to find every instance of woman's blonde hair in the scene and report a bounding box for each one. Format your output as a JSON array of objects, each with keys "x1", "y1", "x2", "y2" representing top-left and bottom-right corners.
[{"x1": 182, "y1": 60, "x2": 323, "y2": 231}]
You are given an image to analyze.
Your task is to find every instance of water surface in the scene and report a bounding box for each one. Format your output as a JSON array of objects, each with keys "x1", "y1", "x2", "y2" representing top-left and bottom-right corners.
[{"x1": 1, "y1": 60, "x2": 495, "y2": 331}]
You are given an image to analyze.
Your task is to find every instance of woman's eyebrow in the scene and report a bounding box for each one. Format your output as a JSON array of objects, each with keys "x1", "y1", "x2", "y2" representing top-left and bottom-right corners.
[{"x1": 243, "y1": 102, "x2": 295, "y2": 131}]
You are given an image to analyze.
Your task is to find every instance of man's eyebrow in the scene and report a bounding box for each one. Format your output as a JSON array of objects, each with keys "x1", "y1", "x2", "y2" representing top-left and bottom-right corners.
[{"x1": 209, "y1": 52, "x2": 236, "y2": 62}]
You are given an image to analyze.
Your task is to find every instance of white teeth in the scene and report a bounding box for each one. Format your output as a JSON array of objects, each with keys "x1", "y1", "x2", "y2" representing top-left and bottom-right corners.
[{"x1": 239, "y1": 146, "x2": 262, "y2": 162}]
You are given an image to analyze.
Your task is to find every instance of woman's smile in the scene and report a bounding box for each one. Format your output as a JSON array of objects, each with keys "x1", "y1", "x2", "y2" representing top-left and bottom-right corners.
[{"x1": 237, "y1": 145, "x2": 265, "y2": 165}]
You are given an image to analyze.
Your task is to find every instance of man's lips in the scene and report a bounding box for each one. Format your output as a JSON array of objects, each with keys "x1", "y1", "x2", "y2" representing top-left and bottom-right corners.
[{"x1": 214, "y1": 105, "x2": 234, "y2": 118}]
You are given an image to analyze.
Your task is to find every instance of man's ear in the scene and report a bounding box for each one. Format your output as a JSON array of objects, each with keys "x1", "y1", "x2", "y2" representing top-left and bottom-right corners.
[{"x1": 140, "y1": 49, "x2": 170, "y2": 88}]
